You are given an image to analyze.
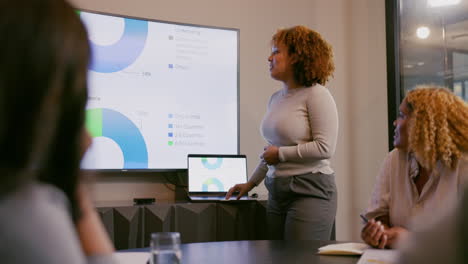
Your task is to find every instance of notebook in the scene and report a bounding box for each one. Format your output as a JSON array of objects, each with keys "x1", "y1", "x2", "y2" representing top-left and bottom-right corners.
[
  {"x1": 187, "y1": 154, "x2": 253, "y2": 201},
  {"x1": 357, "y1": 249, "x2": 398, "y2": 264},
  {"x1": 318, "y1": 243, "x2": 369, "y2": 255}
]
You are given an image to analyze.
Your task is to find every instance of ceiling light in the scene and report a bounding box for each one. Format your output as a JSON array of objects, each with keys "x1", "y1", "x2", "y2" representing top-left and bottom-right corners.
[
  {"x1": 404, "y1": 64, "x2": 414, "y2": 69},
  {"x1": 417, "y1": 62, "x2": 425, "y2": 66},
  {"x1": 428, "y1": 0, "x2": 461, "y2": 7},
  {"x1": 416, "y1": 26, "x2": 430, "y2": 39}
]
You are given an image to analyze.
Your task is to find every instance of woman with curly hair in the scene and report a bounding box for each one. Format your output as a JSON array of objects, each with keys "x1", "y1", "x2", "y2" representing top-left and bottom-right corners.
[
  {"x1": 226, "y1": 25, "x2": 338, "y2": 240},
  {"x1": 361, "y1": 86, "x2": 468, "y2": 249}
]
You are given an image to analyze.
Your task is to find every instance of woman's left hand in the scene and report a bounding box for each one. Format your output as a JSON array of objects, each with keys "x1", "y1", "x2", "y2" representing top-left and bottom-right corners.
[
  {"x1": 261, "y1": 145, "x2": 280, "y2": 165},
  {"x1": 384, "y1": 226, "x2": 409, "y2": 248}
]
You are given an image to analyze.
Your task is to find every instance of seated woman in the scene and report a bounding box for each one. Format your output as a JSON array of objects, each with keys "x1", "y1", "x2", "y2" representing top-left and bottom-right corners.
[
  {"x1": 0, "y1": 0, "x2": 117, "y2": 263},
  {"x1": 361, "y1": 85, "x2": 468, "y2": 249}
]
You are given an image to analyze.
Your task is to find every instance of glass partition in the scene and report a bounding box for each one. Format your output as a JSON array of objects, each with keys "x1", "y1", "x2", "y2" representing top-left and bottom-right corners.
[
  {"x1": 386, "y1": 0, "x2": 468, "y2": 149},
  {"x1": 399, "y1": 0, "x2": 468, "y2": 99}
]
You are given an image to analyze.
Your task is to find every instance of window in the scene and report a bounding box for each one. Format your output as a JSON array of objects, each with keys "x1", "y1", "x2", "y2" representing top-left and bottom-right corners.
[{"x1": 385, "y1": 0, "x2": 468, "y2": 149}]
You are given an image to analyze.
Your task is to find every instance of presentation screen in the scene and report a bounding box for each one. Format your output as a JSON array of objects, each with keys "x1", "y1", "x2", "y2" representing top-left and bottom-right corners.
[{"x1": 79, "y1": 10, "x2": 239, "y2": 170}]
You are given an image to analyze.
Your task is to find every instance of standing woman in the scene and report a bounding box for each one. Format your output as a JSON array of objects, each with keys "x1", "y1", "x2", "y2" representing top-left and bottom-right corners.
[{"x1": 227, "y1": 25, "x2": 338, "y2": 240}]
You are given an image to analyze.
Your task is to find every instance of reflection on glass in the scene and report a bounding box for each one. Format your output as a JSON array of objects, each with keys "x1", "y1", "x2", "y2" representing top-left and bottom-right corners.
[
  {"x1": 464, "y1": 80, "x2": 468, "y2": 101},
  {"x1": 399, "y1": 0, "x2": 468, "y2": 101},
  {"x1": 454, "y1": 82, "x2": 463, "y2": 97}
]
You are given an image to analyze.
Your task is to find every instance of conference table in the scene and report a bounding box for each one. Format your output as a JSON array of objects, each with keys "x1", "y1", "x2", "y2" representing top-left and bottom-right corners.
[{"x1": 126, "y1": 240, "x2": 360, "y2": 264}]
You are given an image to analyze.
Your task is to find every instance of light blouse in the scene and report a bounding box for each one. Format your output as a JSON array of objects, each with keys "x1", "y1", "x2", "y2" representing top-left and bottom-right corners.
[{"x1": 365, "y1": 148, "x2": 468, "y2": 228}]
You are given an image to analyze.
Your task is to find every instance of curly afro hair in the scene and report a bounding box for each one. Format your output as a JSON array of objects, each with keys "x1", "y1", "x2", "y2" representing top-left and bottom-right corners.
[
  {"x1": 272, "y1": 25, "x2": 335, "y2": 87},
  {"x1": 405, "y1": 85, "x2": 468, "y2": 170}
]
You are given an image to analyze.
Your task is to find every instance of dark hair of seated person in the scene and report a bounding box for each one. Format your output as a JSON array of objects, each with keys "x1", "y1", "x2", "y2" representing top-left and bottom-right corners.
[{"x1": 0, "y1": 0, "x2": 90, "y2": 220}]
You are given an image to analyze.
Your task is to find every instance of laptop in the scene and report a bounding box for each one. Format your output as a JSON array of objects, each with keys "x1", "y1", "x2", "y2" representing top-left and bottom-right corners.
[{"x1": 187, "y1": 154, "x2": 254, "y2": 201}]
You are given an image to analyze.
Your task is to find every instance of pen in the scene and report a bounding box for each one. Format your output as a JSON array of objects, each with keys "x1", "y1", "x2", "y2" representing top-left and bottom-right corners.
[{"x1": 360, "y1": 214, "x2": 369, "y2": 224}]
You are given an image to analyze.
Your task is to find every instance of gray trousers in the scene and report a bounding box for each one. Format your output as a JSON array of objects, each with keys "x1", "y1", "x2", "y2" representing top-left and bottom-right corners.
[{"x1": 264, "y1": 172, "x2": 337, "y2": 240}]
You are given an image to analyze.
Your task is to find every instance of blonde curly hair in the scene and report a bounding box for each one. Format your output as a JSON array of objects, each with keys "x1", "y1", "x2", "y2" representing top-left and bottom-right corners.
[
  {"x1": 272, "y1": 25, "x2": 335, "y2": 87},
  {"x1": 405, "y1": 85, "x2": 468, "y2": 170}
]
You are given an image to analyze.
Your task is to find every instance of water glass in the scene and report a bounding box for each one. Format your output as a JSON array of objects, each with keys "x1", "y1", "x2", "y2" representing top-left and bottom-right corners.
[{"x1": 150, "y1": 232, "x2": 182, "y2": 264}]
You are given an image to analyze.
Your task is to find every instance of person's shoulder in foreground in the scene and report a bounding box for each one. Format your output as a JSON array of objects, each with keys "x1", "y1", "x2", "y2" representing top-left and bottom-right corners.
[
  {"x1": 0, "y1": 182, "x2": 117, "y2": 264},
  {"x1": 397, "y1": 184, "x2": 468, "y2": 264}
]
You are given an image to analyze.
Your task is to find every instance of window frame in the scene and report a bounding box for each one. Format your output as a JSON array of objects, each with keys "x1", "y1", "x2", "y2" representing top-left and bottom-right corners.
[{"x1": 385, "y1": 0, "x2": 401, "y2": 151}]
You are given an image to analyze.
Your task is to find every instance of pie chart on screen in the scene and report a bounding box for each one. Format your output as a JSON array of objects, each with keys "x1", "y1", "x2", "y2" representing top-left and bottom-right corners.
[
  {"x1": 85, "y1": 108, "x2": 148, "y2": 169},
  {"x1": 201, "y1": 157, "x2": 223, "y2": 170},
  {"x1": 80, "y1": 12, "x2": 148, "y2": 73},
  {"x1": 202, "y1": 178, "x2": 224, "y2": 192}
]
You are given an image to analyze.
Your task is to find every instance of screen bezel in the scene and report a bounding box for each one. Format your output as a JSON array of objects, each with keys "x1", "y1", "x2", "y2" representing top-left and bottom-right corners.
[{"x1": 78, "y1": 9, "x2": 240, "y2": 172}]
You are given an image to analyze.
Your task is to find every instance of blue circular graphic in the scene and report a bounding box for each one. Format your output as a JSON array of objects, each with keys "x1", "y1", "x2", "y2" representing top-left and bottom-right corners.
[
  {"x1": 202, "y1": 178, "x2": 224, "y2": 192},
  {"x1": 86, "y1": 15, "x2": 148, "y2": 73},
  {"x1": 101, "y1": 109, "x2": 148, "y2": 168},
  {"x1": 87, "y1": 108, "x2": 148, "y2": 169},
  {"x1": 201, "y1": 158, "x2": 223, "y2": 170}
]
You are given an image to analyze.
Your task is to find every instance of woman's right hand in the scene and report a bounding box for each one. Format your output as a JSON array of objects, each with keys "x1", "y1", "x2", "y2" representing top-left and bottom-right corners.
[
  {"x1": 361, "y1": 219, "x2": 388, "y2": 249},
  {"x1": 225, "y1": 182, "x2": 256, "y2": 200}
]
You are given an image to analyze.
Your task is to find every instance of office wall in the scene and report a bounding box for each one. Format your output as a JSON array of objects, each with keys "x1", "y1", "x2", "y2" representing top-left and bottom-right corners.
[{"x1": 71, "y1": 0, "x2": 388, "y2": 241}]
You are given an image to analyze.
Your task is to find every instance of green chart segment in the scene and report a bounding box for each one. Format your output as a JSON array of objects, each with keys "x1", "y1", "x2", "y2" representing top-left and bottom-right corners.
[
  {"x1": 85, "y1": 108, "x2": 148, "y2": 169},
  {"x1": 86, "y1": 108, "x2": 103, "y2": 138}
]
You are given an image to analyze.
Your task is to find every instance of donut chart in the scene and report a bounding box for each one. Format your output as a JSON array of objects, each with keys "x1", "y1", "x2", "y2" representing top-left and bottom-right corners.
[
  {"x1": 201, "y1": 157, "x2": 223, "y2": 170},
  {"x1": 86, "y1": 108, "x2": 148, "y2": 168},
  {"x1": 202, "y1": 178, "x2": 224, "y2": 191},
  {"x1": 82, "y1": 13, "x2": 149, "y2": 73}
]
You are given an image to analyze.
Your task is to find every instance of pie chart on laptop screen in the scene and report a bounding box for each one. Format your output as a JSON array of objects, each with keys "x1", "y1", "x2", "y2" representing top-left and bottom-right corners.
[
  {"x1": 83, "y1": 108, "x2": 148, "y2": 169},
  {"x1": 202, "y1": 178, "x2": 224, "y2": 192},
  {"x1": 201, "y1": 157, "x2": 223, "y2": 169}
]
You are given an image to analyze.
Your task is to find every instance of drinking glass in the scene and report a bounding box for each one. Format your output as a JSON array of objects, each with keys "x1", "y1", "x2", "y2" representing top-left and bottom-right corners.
[{"x1": 150, "y1": 232, "x2": 182, "y2": 264}]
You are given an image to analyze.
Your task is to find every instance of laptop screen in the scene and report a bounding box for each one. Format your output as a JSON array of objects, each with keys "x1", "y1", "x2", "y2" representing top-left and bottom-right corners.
[{"x1": 188, "y1": 155, "x2": 247, "y2": 192}]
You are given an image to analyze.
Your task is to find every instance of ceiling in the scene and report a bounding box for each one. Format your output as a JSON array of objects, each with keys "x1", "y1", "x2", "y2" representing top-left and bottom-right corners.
[{"x1": 399, "y1": 0, "x2": 468, "y2": 79}]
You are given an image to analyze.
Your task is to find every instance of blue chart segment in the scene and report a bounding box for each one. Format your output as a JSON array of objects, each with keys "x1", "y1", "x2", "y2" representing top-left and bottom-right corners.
[
  {"x1": 202, "y1": 178, "x2": 224, "y2": 192},
  {"x1": 86, "y1": 15, "x2": 148, "y2": 73},
  {"x1": 86, "y1": 108, "x2": 148, "y2": 169},
  {"x1": 201, "y1": 157, "x2": 223, "y2": 170}
]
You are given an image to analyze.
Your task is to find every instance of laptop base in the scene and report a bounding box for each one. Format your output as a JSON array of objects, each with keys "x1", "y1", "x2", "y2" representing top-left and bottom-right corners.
[{"x1": 188, "y1": 195, "x2": 256, "y2": 202}]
